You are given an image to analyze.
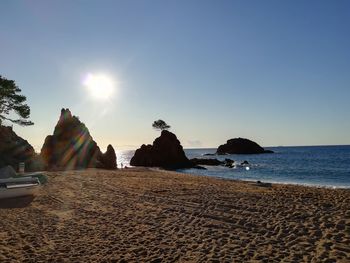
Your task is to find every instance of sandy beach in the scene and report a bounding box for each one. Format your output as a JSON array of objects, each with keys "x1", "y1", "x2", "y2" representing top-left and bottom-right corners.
[{"x1": 0, "y1": 168, "x2": 349, "y2": 262}]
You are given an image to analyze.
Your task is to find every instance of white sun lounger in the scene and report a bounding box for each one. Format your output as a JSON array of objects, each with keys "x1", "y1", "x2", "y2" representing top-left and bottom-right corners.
[{"x1": 0, "y1": 177, "x2": 40, "y2": 199}]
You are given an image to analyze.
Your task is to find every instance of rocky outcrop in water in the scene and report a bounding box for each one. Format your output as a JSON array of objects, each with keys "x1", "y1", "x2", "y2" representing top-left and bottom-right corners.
[
  {"x1": 216, "y1": 138, "x2": 273, "y2": 155},
  {"x1": 190, "y1": 158, "x2": 236, "y2": 168},
  {"x1": 40, "y1": 108, "x2": 103, "y2": 170},
  {"x1": 224, "y1": 158, "x2": 235, "y2": 168},
  {"x1": 190, "y1": 158, "x2": 224, "y2": 166},
  {"x1": 99, "y1": 144, "x2": 117, "y2": 170},
  {"x1": 130, "y1": 130, "x2": 192, "y2": 169},
  {"x1": 0, "y1": 125, "x2": 43, "y2": 172}
]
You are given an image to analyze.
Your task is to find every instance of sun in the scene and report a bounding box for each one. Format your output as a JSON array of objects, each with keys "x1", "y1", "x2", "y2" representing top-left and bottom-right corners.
[{"x1": 83, "y1": 73, "x2": 115, "y2": 100}]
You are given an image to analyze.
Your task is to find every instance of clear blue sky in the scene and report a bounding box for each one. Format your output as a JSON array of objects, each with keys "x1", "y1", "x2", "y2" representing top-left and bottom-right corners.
[{"x1": 1, "y1": 0, "x2": 349, "y2": 151}]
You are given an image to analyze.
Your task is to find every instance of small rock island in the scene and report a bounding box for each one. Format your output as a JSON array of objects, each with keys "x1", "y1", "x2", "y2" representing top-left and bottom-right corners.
[
  {"x1": 216, "y1": 138, "x2": 273, "y2": 155},
  {"x1": 130, "y1": 130, "x2": 193, "y2": 169}
]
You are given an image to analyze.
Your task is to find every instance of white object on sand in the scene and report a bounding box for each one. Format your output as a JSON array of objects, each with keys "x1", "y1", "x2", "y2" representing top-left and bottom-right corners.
[
  {"x1": 0, "y1": 177, "x2": 40, "y2": 199},
  {"x1": 19, "y1": 162, "x2": 25, "y2": 174}
]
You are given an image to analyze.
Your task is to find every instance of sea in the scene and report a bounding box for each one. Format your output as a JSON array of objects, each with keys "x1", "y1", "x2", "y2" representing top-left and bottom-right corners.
[{"x1": 116, "y1": 145, "x2": 350, "y2": 189}]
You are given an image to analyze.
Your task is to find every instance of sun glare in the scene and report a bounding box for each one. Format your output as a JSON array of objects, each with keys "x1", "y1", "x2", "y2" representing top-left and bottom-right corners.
[{"x1": 83, "y1": 73, "x2": 115, "y2": 100}]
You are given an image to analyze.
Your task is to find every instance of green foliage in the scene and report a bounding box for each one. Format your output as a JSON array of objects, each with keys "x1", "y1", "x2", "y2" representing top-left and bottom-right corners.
[
  {"x1": 0, "y1": 75, "x2": 33, "y2": 126},
  {"x1": 152, "y1": 119, "x2": 170, "y2": 131}
]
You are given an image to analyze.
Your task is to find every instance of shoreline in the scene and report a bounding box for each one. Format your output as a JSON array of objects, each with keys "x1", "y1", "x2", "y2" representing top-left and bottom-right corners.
[
  {"x1": 174, "y1": 168, "x2": 350, "y2": 190},
  {"x1": 1, "y1": 168, "x2": 349, "y2": 262},
  {"x1": 26, "y1": 166, "x2": 350, "y2": 190},
  {"x1": 119, "y1": 145, "x2": 350, "y2": 190},
  {"x1": 31, "y1": 166, "x2": 350, "y2": 190}
]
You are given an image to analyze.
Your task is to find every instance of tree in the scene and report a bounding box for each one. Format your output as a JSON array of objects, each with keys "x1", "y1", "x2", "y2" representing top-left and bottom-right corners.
[
  {"x1": 0, "y1": 75, "x2": 33, "y2": 126},
  {"x1": 152, "y1": 119, "x2": 170, "y2": 131}
]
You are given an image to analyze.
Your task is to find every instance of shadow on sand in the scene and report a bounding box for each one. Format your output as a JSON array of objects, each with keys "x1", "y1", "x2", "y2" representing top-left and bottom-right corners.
[{"x1": 0, "y1": 195, "x2": 35, "y2": 209}]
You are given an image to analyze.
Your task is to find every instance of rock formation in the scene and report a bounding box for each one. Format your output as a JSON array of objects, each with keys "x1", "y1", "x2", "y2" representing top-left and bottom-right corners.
[
  {"x1": 224, "y1": 158, "x2": 235, "y2": 168},
  {"x1": 99, "y1": 144, "x2": 117, "y2": 170},
  {"x1": 40, "y1": 108, "x2": 103, "y2": 170},
  {"x1": 216, "y1": 138, "x2": 273, "y2": 155},
  {"x1": 130, "y1": 130, "x2": 192, "y2": 169},
  {"x1": 190, "y1": 158, "x2": 224, "y2": 166},
  {"x1": 0, "y1": 125, "x2": 43, "y2": 172},
  {"x1": 190, "y1": 158, "x2": 235, "y2": 168}
]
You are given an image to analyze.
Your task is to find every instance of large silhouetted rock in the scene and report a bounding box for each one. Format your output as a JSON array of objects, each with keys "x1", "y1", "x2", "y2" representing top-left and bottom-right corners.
[
  {"x1": 100, "y1": 144, "x2": 117, "y2": 170},
  {"x1": 0, "y1": 125, "x2": 44, "y2": 171},
  {"x1": 130, "y1": 130, "x2": 192, "y2": 169},
  {"x1": 40, "y1": 108, "x2": 103, "y2": 170},
  {"x1": 216, "y1": 138, "x2": 273, "y2": 155}
]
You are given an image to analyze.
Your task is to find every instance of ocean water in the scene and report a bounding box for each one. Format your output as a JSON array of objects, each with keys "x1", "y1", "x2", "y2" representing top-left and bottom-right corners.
[{"x1": 116, "y1": 145, "x2": 350, "y2": 188}]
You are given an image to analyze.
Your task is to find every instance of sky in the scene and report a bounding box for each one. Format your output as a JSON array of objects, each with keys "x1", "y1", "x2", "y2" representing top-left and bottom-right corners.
[{"x1": 1, "y1": 0, "x2": 349, "y2": 151}]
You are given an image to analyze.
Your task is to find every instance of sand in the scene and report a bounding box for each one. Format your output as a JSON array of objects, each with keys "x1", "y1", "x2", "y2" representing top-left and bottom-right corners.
[{"x1": 0, "y1": 168, "x2": 349, "y2": 263}]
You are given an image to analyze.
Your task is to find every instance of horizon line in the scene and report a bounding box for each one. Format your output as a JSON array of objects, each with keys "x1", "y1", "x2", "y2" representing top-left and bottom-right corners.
[{"x1": 183, "y1": 144, "x2": 350, "y2": 150}]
